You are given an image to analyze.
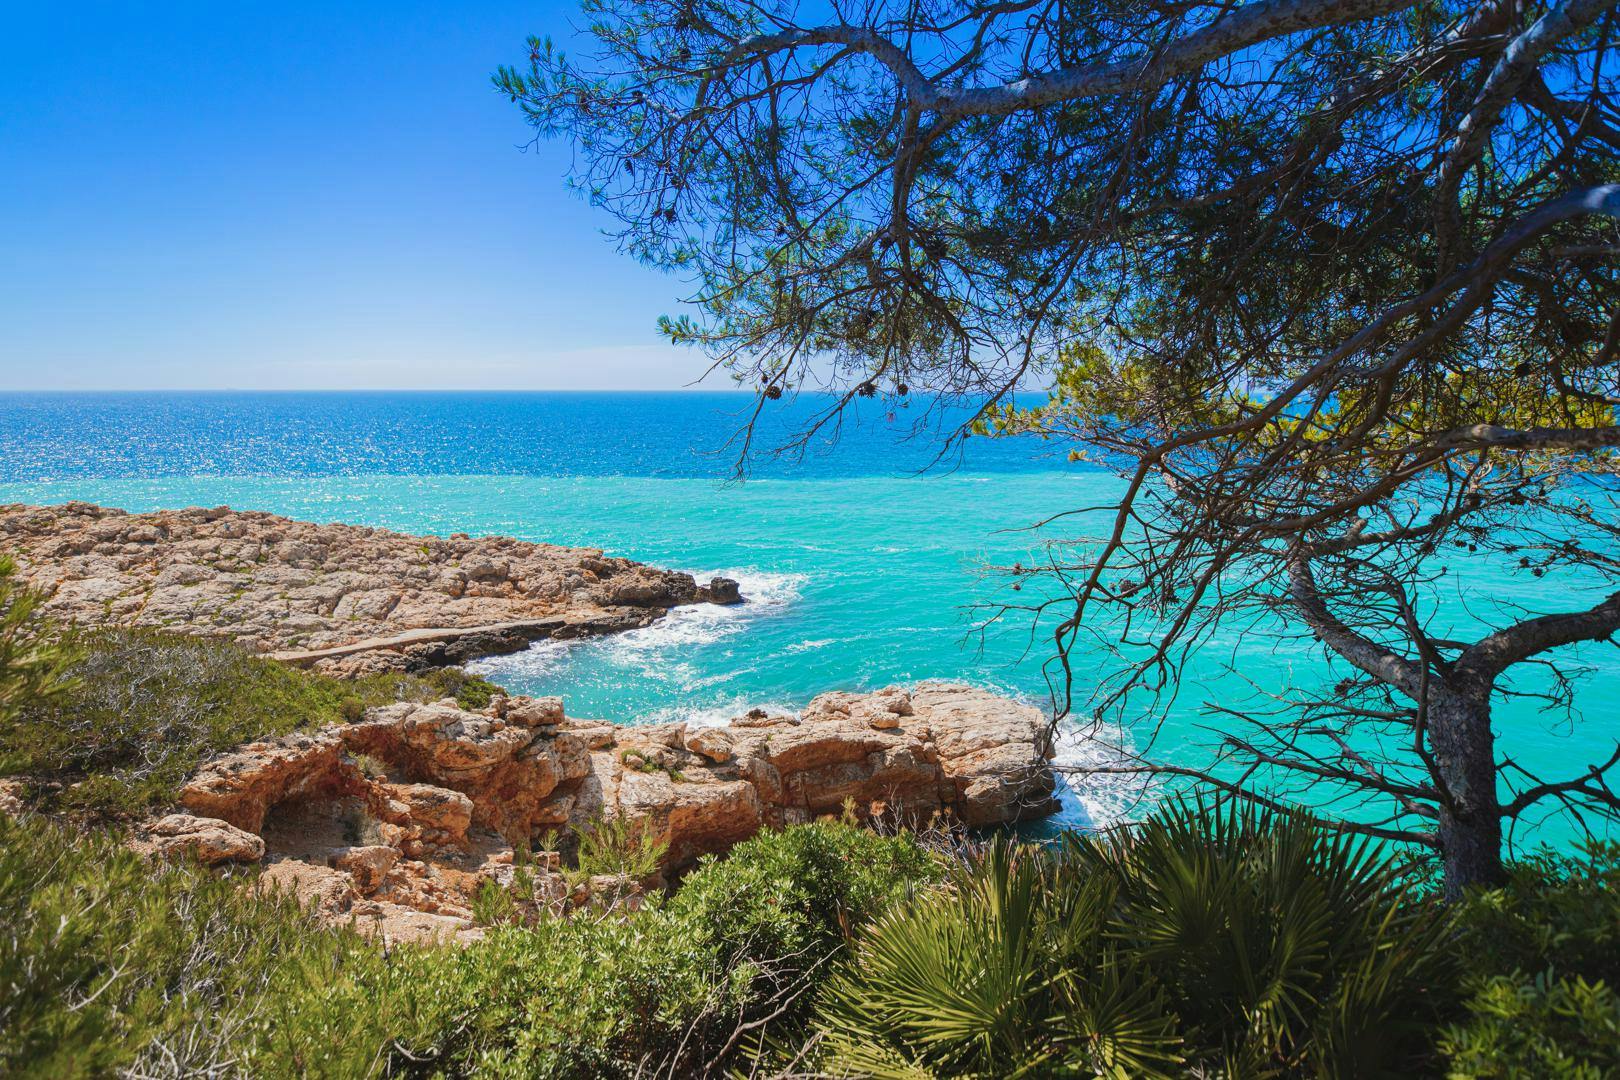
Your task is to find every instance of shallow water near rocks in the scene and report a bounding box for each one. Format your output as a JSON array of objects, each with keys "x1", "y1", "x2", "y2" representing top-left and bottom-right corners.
[{"x1": 2, "y1": 391, "x2": 1615, "y2": 848}]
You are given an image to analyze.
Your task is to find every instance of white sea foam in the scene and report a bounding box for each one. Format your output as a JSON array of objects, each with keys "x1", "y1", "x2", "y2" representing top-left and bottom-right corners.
[
  {"x1": 639, "y1": 694, "x2": 802, "y2": 729},
  {"x1": 907, "y1": 678, "x2": 1155, "y2": 832},
  {"x1": 1049, "y1": 716, "x2": 1154, "y2": 831},
  {"x1": 597, "y1": 568, "x2": 806, "y2": 655},
  {"x1": 467, "y1": 638, "x2": 573, "y2": 681},
  {"x1": 470, "y1": 568, "x2": 806, "y2": 681}
]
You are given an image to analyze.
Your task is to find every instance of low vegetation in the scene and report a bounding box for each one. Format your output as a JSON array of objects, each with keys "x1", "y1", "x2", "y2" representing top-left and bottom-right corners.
[
  {"x1": 0, "y1": 813, "x2": 937, "y2": 1078},
  {"x1": 0, "y1": 624, "x2": 502, "y2": 817},
  {"x1": 251, "y1": 819, "x2": 939, "y2": 1077},
  {"x1": 2, "y1": 557, "x2": 1616, "y2": 1077},
  {"x1": 1440, "y1": 845, "x2": 1620, "y2": 1078},
  {"x1": 3, "y1": 797, "x2": 1617, "y2": 1077},
  {"x1": 568, "y1": 813, "x2": 669, "y2": 885},
  {"x1": 795, "y1": 801, "x2": 1453, "y2": 1076},
  {"x1": 0, "y1": 555, "x2": 75, "y2": 733}
]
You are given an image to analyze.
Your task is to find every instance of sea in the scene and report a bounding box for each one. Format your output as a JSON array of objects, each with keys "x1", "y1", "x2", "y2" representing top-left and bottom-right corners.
[{"x1": 1, "y1": 390, "x2": 1613, "y2": 849}]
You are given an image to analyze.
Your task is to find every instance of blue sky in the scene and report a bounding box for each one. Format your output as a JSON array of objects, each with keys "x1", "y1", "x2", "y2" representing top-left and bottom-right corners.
[{"x1": 0, "y1": 2, "x2": 716, "y2": 390}]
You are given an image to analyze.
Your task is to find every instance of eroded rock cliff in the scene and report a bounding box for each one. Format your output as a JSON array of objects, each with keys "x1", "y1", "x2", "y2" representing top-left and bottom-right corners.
[{"x1": 143, "y1": 684, "x2": 1058, "y2": 943}]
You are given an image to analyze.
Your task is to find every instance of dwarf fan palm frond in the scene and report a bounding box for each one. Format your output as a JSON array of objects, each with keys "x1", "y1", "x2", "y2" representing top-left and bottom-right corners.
[{"x1": 802, "y1": 799, "x2": 1454, "y2": 1078}]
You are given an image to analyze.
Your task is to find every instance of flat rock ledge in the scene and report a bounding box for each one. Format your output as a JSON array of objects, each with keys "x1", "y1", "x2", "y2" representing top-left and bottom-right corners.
[
  {"x1": 139, "y1": 683, "x2": 1058, "y2": 944},
  {"x1": 0, "y1": 502, "x2": 740, "y2": 672}
]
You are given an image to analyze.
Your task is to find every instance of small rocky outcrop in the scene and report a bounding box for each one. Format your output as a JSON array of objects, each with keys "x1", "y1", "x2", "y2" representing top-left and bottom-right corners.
[
  {"x1": 130, "y1": 813, "x2": 266, "y2": 865},
  {"x1": 179, "y1": 732, "x2": 349, "y2": 832},
  {"x1": 0, "y1": 502, "x2": 740, "y2": 670},
  {"x1": 147, "y1": 684, "x2": 1057, "y2": 944},
  {"x1": 0, "y1": 779, "x2": 26, "y2": 817}
]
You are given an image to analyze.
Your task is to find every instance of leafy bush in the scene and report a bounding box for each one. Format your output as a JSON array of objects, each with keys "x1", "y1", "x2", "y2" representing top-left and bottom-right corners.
[
  {"x1": 0, "y1": 812, "x2": 377, "y2": 1078},
  {"x1": 286, "y1": 823, "x2": 935, "y2": 1077},
  {"x1": 672, "y1": 818, "x2": 941, "y2": 972},
  {"x1": 472, "y1": 876, "x2": 522, "y2": 926},
  {"x1": 1438, "y1": 972, "x2": 1620, "y2": 1079},
  {"x1": 0, "y1": 812, "x2": 938, "y2": 1078},
  {"x1": 420, "y1": 822, "x2": 942, "y2": 1075},
  {"x1": 668, "y1": 818, "x2": 944, "y2": 1056},
  {"x1": 1441, "y1": 843, "x2": 1620, "y2": 1078},
  {"x1": 423, "y1": 663, "x2": 502, "y2": 711},
  {"x1": 0, "y1": 626, "x2": 504, "y2": 817},
  {"x1": 1451, "y1": 842, "x2": 1620, "y2": 983},
  {"x1": 801, "y1": 800, "x2": 1456, "y2": 1078}
]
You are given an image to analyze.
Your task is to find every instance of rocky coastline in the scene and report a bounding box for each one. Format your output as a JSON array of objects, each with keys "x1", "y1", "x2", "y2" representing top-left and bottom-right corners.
[
  {"x1": 0, "y1": 502, "x2": 740, "y2": 674},
  {"x1": 2, "y1": 501, "x2": 1060, "y2": 945},
  {"x1": 138, "y1": 684, "x2": 1058, "y2": 943}
]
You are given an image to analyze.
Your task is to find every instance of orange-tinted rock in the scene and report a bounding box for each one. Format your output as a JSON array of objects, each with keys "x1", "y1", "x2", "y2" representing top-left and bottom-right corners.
[
  {"x1": 132, "y1": 813, "x2": 266, "y2": 865},
  {"x1": 344, "y1": 699, "x2": 591, "y2": 840},
  {"x1": 258, "y1": 858, "x2": 358, "y2": 918},
  {"x1": 328, "y1": 845, "x2": 399, "y2": 894},
  {"x1": 616, "y1": 767, "x2": 764, "y2": 866},
  {"x1": 372, "y1": 782, "x2": 474, "y2": 841},
  {"x1": 684, "y1": 726, "x2": 735, "y2": 763},
  {"x1": 0, "y1": 779, "x2": 26, "y2": 817},
  {"x1": 140, "y1": 681, "x2": 1056, "y2": 944},
  {"x1": 911, "y1": 684, "x2": 1061, "y2": 826},
  {"x1": 177, "y1": 731, "x2": 346, "y2": 832}
]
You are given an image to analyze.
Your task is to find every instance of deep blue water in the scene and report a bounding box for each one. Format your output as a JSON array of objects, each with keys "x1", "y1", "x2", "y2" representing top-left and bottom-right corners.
[
  {"x1": 0, "y1": 391, "x2": 1063, "y2": 481},
  {"x1": 1, "y1": 391, "x2": 1613, "y2": 847}
]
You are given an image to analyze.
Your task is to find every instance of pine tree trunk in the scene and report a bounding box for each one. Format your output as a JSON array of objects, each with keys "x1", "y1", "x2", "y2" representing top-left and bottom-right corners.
[{"x1": 1426, "y1": 691, "x2": 1507, "y2": 898}]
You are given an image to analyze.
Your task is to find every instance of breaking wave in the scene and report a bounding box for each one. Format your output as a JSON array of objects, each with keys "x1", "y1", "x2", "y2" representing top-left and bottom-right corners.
[
  {"x1": 1048, "y1": 716, "x2": 1154, "y2": 832},
  {"x1": 598, "y1": 569, "x2": 806, "y2": 655},
  {"x1": 469, "y1": 568, "x2": 806, "y2": 688}
]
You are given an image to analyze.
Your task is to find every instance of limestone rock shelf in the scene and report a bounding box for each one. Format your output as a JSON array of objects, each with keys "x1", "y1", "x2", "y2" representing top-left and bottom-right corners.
[{"x1": 0, "y1": 502, "x2": 739, "y2": 671}]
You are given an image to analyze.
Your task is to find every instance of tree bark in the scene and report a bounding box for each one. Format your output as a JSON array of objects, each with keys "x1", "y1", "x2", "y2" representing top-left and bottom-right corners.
[
  {"x1": 1425, "y1": 691, "x2": 1507, "y2": 897},
  {"x1": 1289, "y1": 555, "x2": 1512, "y2": 895}
]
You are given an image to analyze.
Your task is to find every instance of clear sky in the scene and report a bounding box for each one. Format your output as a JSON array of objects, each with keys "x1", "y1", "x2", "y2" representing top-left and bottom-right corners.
[{"x1": 0, "y1": 2, "x2": 717, "y2": 390}]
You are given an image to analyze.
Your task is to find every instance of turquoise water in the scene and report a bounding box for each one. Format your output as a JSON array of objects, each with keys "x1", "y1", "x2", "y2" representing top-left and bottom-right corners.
[{"x1": 1, "y1": 393, "x2": 1614, "y2": 847}]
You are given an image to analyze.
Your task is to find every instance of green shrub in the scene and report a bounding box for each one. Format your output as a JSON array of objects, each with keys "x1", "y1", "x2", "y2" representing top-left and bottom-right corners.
[
  {"x1": 0, "y1": 554, "x2": 76, "y2": 727},
  {"x1": 1452, "y1": 842, "x2": 1620, "y2": 983},
  {"x1": 17, "y1": 772, "x2": 1619, "y2": 1079},
  {"x1": 260, "y1": 823, "x2": 938, "y2": 1077},
  {"x1": 671, "y1": 818, "x2": 941, "y2": 972},
  {"x1": 1438, "y1": 972, "x2": 1620, "y2": 1079},
  {"x1": 0, "y1": 626, "x2": 504, "y2": 817},
  {"x1": 472, "y1": 877, "x2": 521, "y2": 926},
  {"x1": 801, "y1": 800, "x2": 1456, "y2": 1078},
  {"x1": 0, "y1": 812, "x2": 937, "y2": 1078},
  {"x1": 1441, "y1": 844, "x2": 1620, "y2": 1078},
  {"x1": 0, "y1": 812, "x2": 383, "y2": 1079},
  {"x1": 421, "y1": 663, "x2": 502, "y2": 711},
  {"x1": 569, "y1": 814, "x2": 669, "y2": 883}
]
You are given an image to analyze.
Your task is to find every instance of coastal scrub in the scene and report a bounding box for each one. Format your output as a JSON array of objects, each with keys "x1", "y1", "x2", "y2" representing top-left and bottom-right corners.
[
  {"x1": 0, "y1": 813, "x2": 938, "y2": 1078},
  {"x1": 0, "y1": 626, "x2": 502, "y2": 818}
]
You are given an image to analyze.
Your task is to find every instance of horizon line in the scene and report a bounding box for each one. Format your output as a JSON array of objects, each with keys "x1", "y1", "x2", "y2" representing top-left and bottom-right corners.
[{"x1": 0, "y1": 387, "x2": 760, "y2": 395}]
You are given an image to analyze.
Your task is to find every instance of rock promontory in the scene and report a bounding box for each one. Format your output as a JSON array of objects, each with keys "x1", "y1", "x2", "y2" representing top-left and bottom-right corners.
[
  {"x1": 143, "y1": 683, "x2": 1059, "y2": 943},
  {"x1": 0, "y1": 502, "x2": 739, "y2": 672}
]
